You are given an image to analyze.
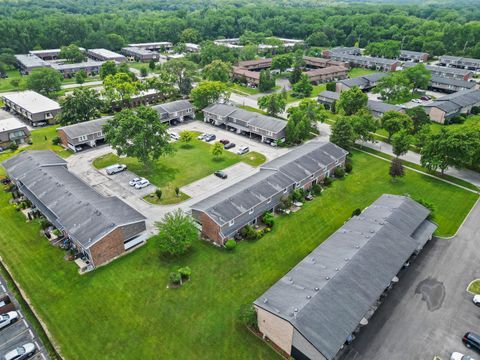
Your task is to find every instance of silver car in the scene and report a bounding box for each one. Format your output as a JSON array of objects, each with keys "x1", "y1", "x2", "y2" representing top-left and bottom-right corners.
[
  {"x1": 0, "y1": 311, "x2": 18, "y2": 330},
  {"x1": 2, "y1": 343, "x2": 35, "y2": 360}
]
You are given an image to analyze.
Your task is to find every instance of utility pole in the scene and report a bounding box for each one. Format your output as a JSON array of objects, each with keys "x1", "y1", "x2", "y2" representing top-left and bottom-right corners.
[{"x1": 401, "y1": 36, "x2": 406, "y2": 50}]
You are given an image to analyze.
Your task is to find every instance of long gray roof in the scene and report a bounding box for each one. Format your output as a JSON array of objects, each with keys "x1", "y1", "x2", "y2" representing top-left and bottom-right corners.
[
  {"x1": 331, "y1": 53, "x2": 398, "y2": 65},
  {"x1": 404, "y1": 63, "x2": 473, "y2": 77},
  {"x1": 440, "y1": 55, "x2": 480, "y2": 66},
  {"x1": 339, "y1": 73, "x2": 387, "y2": 89},
  {"x1": 254, "y1": 194, "x2": 437, "y2": 360},
  {"x1": 191, "y1": 141, "x2": 347, "y2": 226},
  {"x1": 424, "y1": 89, "x2": 480, "y2": 113},
  {"x1": 2, "y1": 91, "x2": 60, "y2": 114},
  {"x1": 430, "y1": 75, "x2": 476, "y2": 89},
  {"x1": 57, "y1": 117, "x2": 111, "y2": 139},
  {"x1": 203, "y1": 103, "x2": 286, "y2": 134},
  {"x1": 153, "y1": 99, "x2": 193, "y2": 114},
  {"x1": 2, "y1": 151, "x2": 145, "y2": 249},
  {"x1": 15, "y1": 54, "x2": 51, "y2": 69}
]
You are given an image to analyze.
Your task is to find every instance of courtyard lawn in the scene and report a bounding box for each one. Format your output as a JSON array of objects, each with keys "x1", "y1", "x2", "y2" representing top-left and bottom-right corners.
[
  {"x1": 0, "y1": 69, "x2": 27, "y2": 93},
  {"x1": 348, "y1": 67, "x2": 381, "y2": 78},
  {"x1": 468, "y1": 280, "x2": 480, "y2": 295},
  {"x1": 92, "y1": 138, "x2": 266, "y2": 204},
  {"x1": 0, "y1": 151, "x2": 477, "y2": 360}
]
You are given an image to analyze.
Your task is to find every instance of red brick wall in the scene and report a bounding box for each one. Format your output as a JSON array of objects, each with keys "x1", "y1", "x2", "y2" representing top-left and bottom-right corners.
[
  {"x1": 198, "y1": 212, "x2": 224, "y2": 245},
  {"x1": 57, "y1": 129, "x2": 69, "y2": 148},
  {"x1": 89, "y1": 228, "x2": 125, "y2": 267}
]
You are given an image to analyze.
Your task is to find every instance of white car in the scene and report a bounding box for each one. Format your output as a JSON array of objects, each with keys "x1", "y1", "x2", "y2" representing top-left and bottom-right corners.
[
  {"x1": 236, "y1": 146, "x2": 249, "y2": 155},
  {"x1": 473, "y1": 294, "x2": 480, "y2": 306},
  {"x1": 2, "y1": 343, "x2": 35, "y2": 360},
  {"x1": 451, "y1": 352, "x2": 475, "y2": 360},
  {"x1": 169, "y1": 132, "x2": 180, "y2": 141},
  {"x1": 134, "y1": 178, "x2": 150, "y2": 189},
  {"x1": 106, "y1": 164, "x2": 127, "y2": 175},
  {"x1": 0, "y1": 311, "x2": 18, "y2": 330},
  {"x1": 128, "y1": 178, "x2": 142, "y2": 187},
  {"x1": 412, "y1": 99, "x2": 422, "y2": 104},
  {"x1": 197, "y1": 133, "x2": 206, "y2": 140}
]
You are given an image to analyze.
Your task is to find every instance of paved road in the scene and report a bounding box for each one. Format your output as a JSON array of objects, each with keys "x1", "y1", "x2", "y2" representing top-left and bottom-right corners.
[{"x1": 341, "y1": 200, "x2": 480, "y2": 360}]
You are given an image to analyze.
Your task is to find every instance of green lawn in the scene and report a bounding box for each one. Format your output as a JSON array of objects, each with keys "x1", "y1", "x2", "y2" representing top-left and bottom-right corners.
[
  {"x1": 0, "y1": 151, "x2": 476, "y2": 359},
  {"x1": 348, "y1": 67, "x2": 380, "y2": 78},
  {"x1": 468, "y1": 279, "x2": 480, "y2": 295},
  {"x1": 92, "y1": 139, "x2": 266, "y2": 204},
  {"x1": 0, "y1": 69, "x2": 26, "y2": 93},
  {"x1": 238, "y1": 105, "x2": 268, "y2": 115}
]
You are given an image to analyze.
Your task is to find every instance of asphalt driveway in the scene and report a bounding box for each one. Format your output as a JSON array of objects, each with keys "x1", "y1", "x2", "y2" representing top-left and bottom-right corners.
[{"x1": 341, "y1": 201, "x2": 480, "y2": 360}]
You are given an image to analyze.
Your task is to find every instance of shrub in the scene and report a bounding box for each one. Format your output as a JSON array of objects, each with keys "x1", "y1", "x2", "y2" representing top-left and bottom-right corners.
[
  {"x1": 39, "y1": 219, "x2": 50, "y2": 230},
  {"x1": 52, "y1": 136, "x2": 61, "y2": 145},
  {"x1": 52, "y1": 229, "x2": 61, "y2": 236},
  {"x1": 178, "y1": 266, "x2": 192, "y2": 280},
  {"x1": 278, "y1": 195, "x2": 292, "y2": 211},
  {"x1": 334, "y1": 167, "x2": 345, "y2": 178},
  {"x1": 262, "y1": 212, "x2": 275, "y2": 227},
  {"x1": 311, "y1": 183, "x2": 322, "y2": 196},
  {"x1": 175, "y1": 187, "x2": 180, "y2": 197},
  {"x1": 447, "y1": 115, "x2": 465, "y2": 125},
  {"x1": 238, "y1": 304, "x2": 258, "y2": 329},
  {"x1": 264, "y1": 227, "x2": 271, "y2": 233},
  {"x1": 140, "y1": 67, "x2": 148, "y2": 77},
  {"x1": 8, "y1": 142, "x2": 18, "y2": 151},
  {"x1": 240, "y1": 225, "x2": 258, "y2": 241},
  {"x1": 256, "y1": 230, "x2": 264, "y2": 238},
  {"x1": 471, "y1": 106, "x2": 480, "y2": 115},
  {"x1": 345, "y1": 161, "x2": 353, "y2": 173},
  {"x1": 155, "y1": 189, "x2": 162, "y2": 199},
  {"x1": 291, "y1": 188, "x2": 304, "y2": 202},
  {"x1": 225, "y1": 239, "x2": 237, "y2": 251},
  {"x1": 326, "y1": 82, "x2": 336, "y2": 92},
  {"x1": 169, "y1": 271, "x2": 182, "y2": 285},
  {"x1": 323, "y1": 177, "x2": 333, "y2": 187},
  {"x1": 351, "y1": 208, "x2": 362, "y2": 217}
]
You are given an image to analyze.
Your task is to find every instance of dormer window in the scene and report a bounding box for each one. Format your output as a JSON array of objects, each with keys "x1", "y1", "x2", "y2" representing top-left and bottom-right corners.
[
  {"x1": 249, "y1": 208, "x2": 254, "y2": 215},
  {"x1": 229, "y1": 219, "x2": 234, "y2": 226}
]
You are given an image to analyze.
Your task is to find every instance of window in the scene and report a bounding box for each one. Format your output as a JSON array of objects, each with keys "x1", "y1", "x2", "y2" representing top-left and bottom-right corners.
[
  {"x1": 78, "y1": 135, "x2": 88, "y2": 141},
  {"x1": 229, "y1": 219, "x2": 234, "y2": 226}
]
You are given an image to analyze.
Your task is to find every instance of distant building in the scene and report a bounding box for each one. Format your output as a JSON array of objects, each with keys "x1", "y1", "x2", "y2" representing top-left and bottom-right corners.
[
  {"x1": 404, "y1": 63, "x2": 474, "y2": 81},
  {"x1": 2, "y1": 91, "x2": 61, "y2": 126},
  {"x1": 232, "y1": 66, "x2": 261, "y2": 86},
  {"x1": 191, "y1": 141, "x2": 348, "y2": 245},
  {"x1": 428, "y1": 75, "x2": 477, "y2": 94},
  {"x1": 303, "y1": 56, "x2": 348, "y2": 69},
  {"x1": 327, "y1": 53, "x2": 399, "y2": 72},
  {"x1": 423, "y1": 89, "x2": 480, "y2": 124},
  {"x1": 203, "y1": 103, "x2": 286, "y2": 143},
  {"x1": 127, "y1": 42, "x2": 173, "y2": 51},
  {"x1": 29, "y1": 47, "x2": 86, "y2": 60},
  {"x1": 398, "y1": 50, "x2": 429, "y2": 63},
  {"x1": 121, "y1": 47, "x2": 159, "y2": 62},
  {"x1": 185, "y1": 43, "x2": 201, "y2": 52},
  {"x1": 86, "y1": 48, "x2": 126, "y2": 62},
  {"x1": 304, "y1": 66, "x2": 349, "y2": 84},
  {"x1": 322, "y1": 47, "x2": 361, "y2": 58},
  {"x1": 237, "y1": 58, "x2": 273, "y2": 71},
  {"x1": 57, "y1": 117, "x2": 110, "y2": 152},
  {"x1": 317, "y1": 90, "x2": 404, "y2": 118},
  {"x1": 254, "y1": 194, "x2": 437, "y2": 360},
  {"x1": 3, "y1": 151, "x2": 147, "y2": 270},
  {"x1": 0, "y1": 110, "x2": 30, "y2": 149},
  {"x1": 336, "y1": 73, "x2": 387, "y2": 92},
  {"x1": 439, "y1": 55, "x2": 480, "y2": 71},
  {"x1": 50, "y1": 59, "x2": 104, "y2": 78},
  {"x1": 151, "y1": 100, "x2": 195, "y2": 125},
  {"x1": 15, "y1": 54, "x2": 51, "y2": 74},
  {"x1": 214, "y1": 38, "x2": 244, "y2": 49}
]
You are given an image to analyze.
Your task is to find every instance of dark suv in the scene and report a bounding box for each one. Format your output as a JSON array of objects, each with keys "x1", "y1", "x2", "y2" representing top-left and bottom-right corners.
[{"x1": 463, "y1": 332, "x2": 480, "y2": 352}]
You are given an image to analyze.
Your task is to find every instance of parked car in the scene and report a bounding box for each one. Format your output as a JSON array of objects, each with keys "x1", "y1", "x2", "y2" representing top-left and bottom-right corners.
[
  {"x1": 224, "y1": 142, "x2": 236, "y2": 149},
  {"x1": 219, "y1": 139, "x2": 230, "y2": 145},
  {"x1": 270, "y1": 141, "x2": 278, "y2": 147},
  {"x1": 451, "y1": 352, "x2": 475, "y2": 360},
  {"x1": 129, "y1": 178, "x2": 142, "y2": 187},
  {"x1": 134, "y1": 178, "x2": 150, "y2": 189},
  {"x1": 214, "y1": 171, "x2": 228, "y2": 179},
  {"x1": 197, "y1": 133, "x2": 206, "y2": 140},
  {"x1": 0, "y1": 296, "x2": 15, "y2": 313},
  {"x1": 421, "y1": 96, "x2": 431, "y2": 101},
  {"x1": 473, "y1": 295, "x2": 480, "y2": 306},
  {"x1": 236, "y1": 146, "x2": 249, "y2": 155},
  {"x1": 169, "y1": 132, "x2": 180, "y2": 141},
  {"x1": 106, "y1": 164, "x2": 127, "y2": 175},
  {"x1": 0, "y1": 311, "x2": 19, "y2": 330},
  {"x1": 463, "y1": 332, "x2": 480, "y2": 352},
  {"x1": 33, "y1": 121, "x2": 47, "y2": 127},
  {"x1": 74, "y1": 145, "x2": 83, "y2": 152},
  {"x1": 204, "y1": 134, "x2": 216, "y2": 142},
  {"x1": 2, "y1": 343, "x2": 35, "y2": 360},
  {"x1": 412, "y1": 99, "x2": 422, "y2": 104}
]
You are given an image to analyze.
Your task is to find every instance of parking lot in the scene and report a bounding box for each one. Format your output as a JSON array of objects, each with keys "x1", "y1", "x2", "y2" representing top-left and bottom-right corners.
[{"x1": 0, "y1": 277, "x2": 49, "y2": 360}]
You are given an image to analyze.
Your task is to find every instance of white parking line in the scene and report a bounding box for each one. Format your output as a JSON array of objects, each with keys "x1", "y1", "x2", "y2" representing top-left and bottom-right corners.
[
  {"x1": 40, "y1": 353, "x2": 46, "y2": 360},
  {"x1": 28, "y1": 329, "x2": 34, "y2": 338},
  {"x1": 22, "y1": 319, "x2": 28, "y2": 328},
  {"x1": 34, "y1": 341, "x2": 39, "y2": 348},
  {"x1": 0, "y1": 285, "x2": 5, "y2": 292},
  {"x1": 1, "y1": 327, "x2": 29, "y2": 347}
]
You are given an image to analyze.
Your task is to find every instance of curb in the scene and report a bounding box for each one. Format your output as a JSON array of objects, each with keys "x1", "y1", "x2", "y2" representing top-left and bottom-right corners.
[
  {"x1": 466, "y1": 278, "x2": 480, "y2": 295},
  {"x1": 436, "y1": 197, "x2": 480, "y2": 240}
]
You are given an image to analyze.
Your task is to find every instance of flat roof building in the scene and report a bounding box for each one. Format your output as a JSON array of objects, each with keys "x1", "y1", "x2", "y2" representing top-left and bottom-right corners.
[
  {"x1": 191, "y1": 141, "x2": 348, "y2": 245},
  {"x1": 254, "y1": 194, "x2": 437, "y2": 360},
  {"x1": 2, "y1": 91, "x2": 61, "y2": 126},
  {"x1": 86, "y1": 48, "x2": 126, "y2": 62},
  {"x1": 121, "y1": 47, "x2": 159, "y2": 62},
  {"x1": 127, "y1": 42, "x2": 173, "y2": 51},
  {"x1": 203, "y1": 103, "x2": 286, "y2": 143},
  {"x1": 2, "y1": 151, "x2": 147, "y2": 269},
  {"x1": 50, "y1": 59, "x2": 104, "y2": 77},
  {"x1": 15, "y1": 54, "x2": 51, "y2": 74},
  {"x1": 336, "y1": 73, "x2": 387, "y2": 92},
  {"x1": 0, "y1": 110, "x2": 30, "y2": 148}
]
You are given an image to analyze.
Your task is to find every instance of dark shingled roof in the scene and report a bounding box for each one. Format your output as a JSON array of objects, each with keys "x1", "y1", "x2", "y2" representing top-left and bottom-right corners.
[
  {"x1": 339, "y1": 73, "x2": 387, "y2": 89},
  {"x1": 254, "y1": 194, "x2": 437, "y2": 360},
  {"x1": 424, "y1": 89, "x2": 480, "y2": 113},
  {"x1": 191, "y1": 141, "x2": 347, "y2": 226},
  {"x1": 58, "y1": 117, "x2": 111, "y2": 139},
  {"x1": 2, "y1": 151, "x2": 145, "y2": 249}
]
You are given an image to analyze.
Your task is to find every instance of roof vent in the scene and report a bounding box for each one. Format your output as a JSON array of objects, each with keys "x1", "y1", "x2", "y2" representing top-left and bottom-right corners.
[
  {"x1": 306, "y1": 295, "x2": 311, "y2": 299},
  {"x1": 370, "y1": 229, "x2": 375, "y2": 233},
  {"x1": 314, "y1": 287, "x2": 319, "y2": 291},
  {"x1": 345, "y1": 258, "x2": 349, "y2": 262},
  {"x1": 355, "y1": 245, "x2": 360, "y2": 249},
  {"x1": 294, "y1": 308, "x2": 298, "y2": 312},
  {"x1": 325, "y1": 276, "x2": 330, "y2": 280},
  {"x1": 335, "y1": 267, "x2": 339, "y2": 271},
  {"x1": 263, "y1": 298, "x2": 268, "y2": 304}
]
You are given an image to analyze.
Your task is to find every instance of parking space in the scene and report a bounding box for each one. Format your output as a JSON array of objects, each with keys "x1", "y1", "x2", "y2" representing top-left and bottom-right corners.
[
  {"x1": 0, "y1": 279, "x2": 49, "y2": 360},
  {"x1": 172, "y1": 121, "x2": 289, "y2": 161},
  {"x1": 98, "y1": 169, "x2": 157, "y2": 198},
  {"x1": 181, "y1": 162, "x2": 256, "y2": 198}
]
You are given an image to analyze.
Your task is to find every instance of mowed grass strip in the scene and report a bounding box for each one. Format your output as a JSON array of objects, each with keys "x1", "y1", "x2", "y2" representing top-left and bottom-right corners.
[
  {"x1": 92, "y1": 139, "x2": 266, "y2": 204},
  {"x1": 0, "y1": 151, "x2": 477, "y2": 359}
]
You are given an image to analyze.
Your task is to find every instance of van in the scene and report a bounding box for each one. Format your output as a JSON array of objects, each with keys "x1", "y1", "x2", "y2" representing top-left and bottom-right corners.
[{"x1": 236, "y1": 146, "x2": 249, "y2": 155}]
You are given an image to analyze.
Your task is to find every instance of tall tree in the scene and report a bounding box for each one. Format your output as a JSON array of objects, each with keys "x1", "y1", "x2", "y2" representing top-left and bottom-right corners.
[
  {"x1": 59, "y1": 44, "x2": 86, "y2": 63},
  {"x1": 26, "y1": 68, "x2": 63, "y2": 97},
  {"x1": 99, "y1": 61, "x2": 117, "y2": 80},
  {"x1": 59, "y1": 88, "x2": 104, "y2": 125},
  {"x1": 389, "y1": 157, "x2": 405, "y2": 182},
  {"x1": 391, "y1": 130, "x2": 413, "y2": 158},
  {"x1": 330, "y1": 117, "x2": 356, "y2": 151},
  {"x1": 406, "y1": 106, "x2": 430, "y2": 133},
  {"x1": 203, "y1": 60, "x2": 231, "y2": 82},
  {"x1": 103, "y1": 72, "x2": 140, "y2": 104},
  {"x1": 163, "y1": 58, "x2": 197, "y2": 96},
  {"x1": 190, "y1": 81, "x2": 230, "y2": 110},
  {"x1": 292, "y1": 73, "x2": 313, "y2": 98},
  {"x1": 103, "y1": 106, "x2": 174, "y2": 166},
  {"x1": 350, "y1": 109, "x2": 378, "y2": 144},
  {"x1": 404, "y1": 64, "x2": 431, "y2": 93},
  {"x1": 75, "y1": 69, "x2": 87, "y2": 85},
  {"x1": 374, "y1": 72, "x2": 413, "y2": 103},
  {"x1": 336, "y1": 86, "x2": 368, "y2": 116},
  {"x1": 271, "y1": 54, "x2": 293, "y2": 72},
  {"x1": 258, "y1": 93, "x2": 286, "y2": 117},
  {"x1": 258, "y1": 69, "x2": 275, "y2": 92},
  {"x1": 381, "y1": 110, "x2": 413, "y2": 141},
  {"x1": 179, "y1": 28, "x2": 200, "y2": 44},
  {"x1": 155, "y1": 210, "x2": 198, "y2": 257}
]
